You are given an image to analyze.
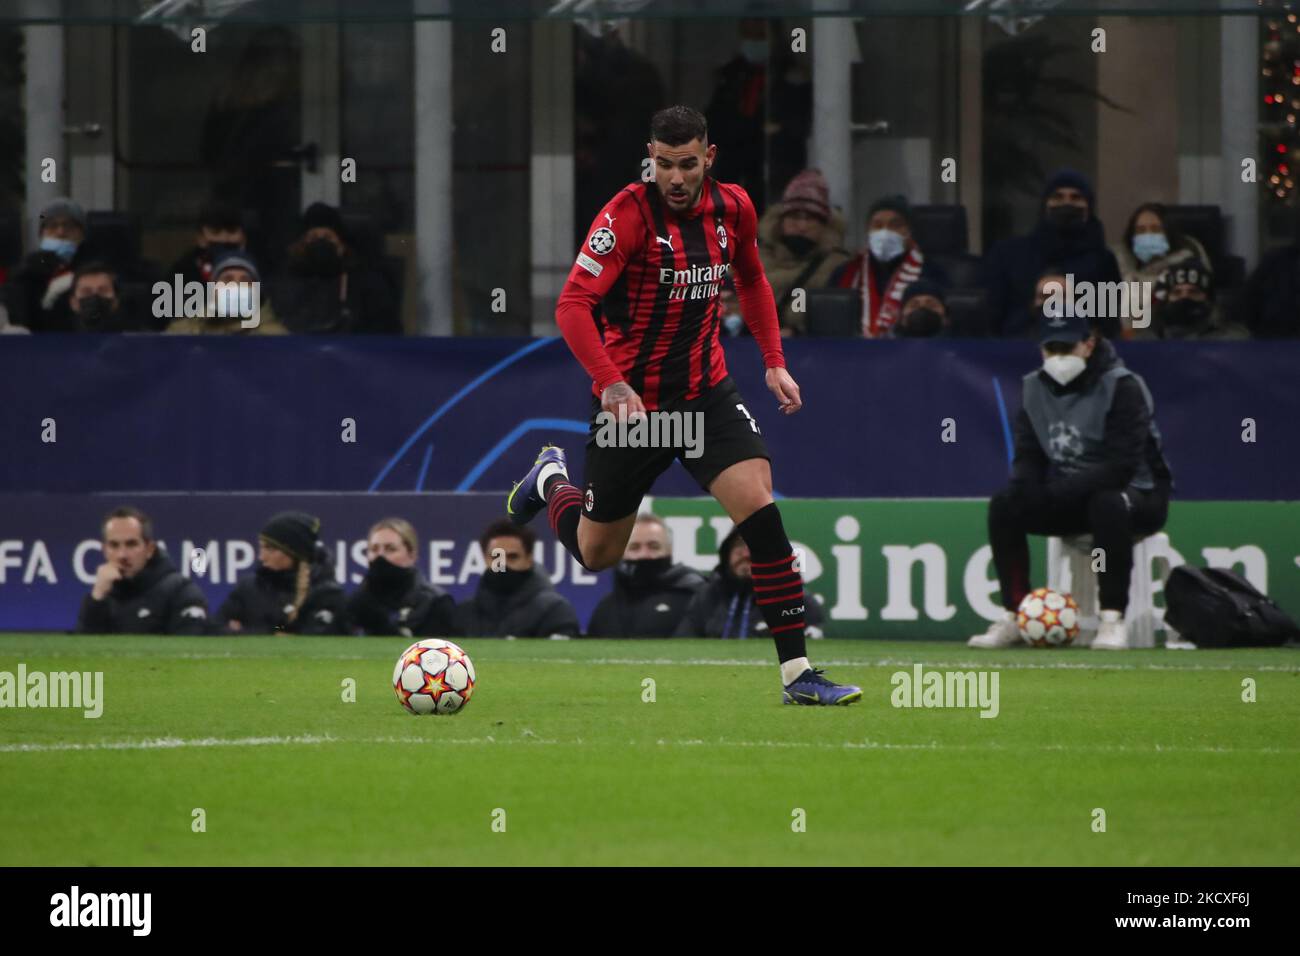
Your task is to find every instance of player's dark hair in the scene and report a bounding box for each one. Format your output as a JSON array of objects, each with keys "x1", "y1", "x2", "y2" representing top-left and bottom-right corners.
[
  {"x1": 479, "y1": 519, "x2": 535, "y2": 557},
  {"x1": 73, "y1": 260, "x2": 118, "y2": 293},
  {"x1": 650, "y1": 106, "x2": 708, "y2": 147},
  {"x1": 103, "y1": 506, "x2": 153, "y2": 542}
]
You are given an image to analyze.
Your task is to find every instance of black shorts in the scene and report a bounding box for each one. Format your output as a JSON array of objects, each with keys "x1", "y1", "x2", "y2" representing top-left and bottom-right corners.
[{"x1": 581, "y1": 375, "x2": 771, "y2": 523}]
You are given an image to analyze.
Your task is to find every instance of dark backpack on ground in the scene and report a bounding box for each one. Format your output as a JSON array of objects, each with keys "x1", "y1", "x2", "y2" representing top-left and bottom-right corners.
[{"x1": 1164, "y1": 566, "x2": 1300, "y2": 648}]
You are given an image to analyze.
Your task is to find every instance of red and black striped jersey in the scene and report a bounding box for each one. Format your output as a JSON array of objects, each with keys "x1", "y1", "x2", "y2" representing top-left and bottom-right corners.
[{"x1": 555, "y1": 177, "x2": 784, "y2": 410}]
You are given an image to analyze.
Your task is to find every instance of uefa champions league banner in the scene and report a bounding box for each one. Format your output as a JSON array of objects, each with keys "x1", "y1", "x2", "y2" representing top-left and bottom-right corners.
[
  {"x1": 1, "y1": 336, "x2": 1298, "y2": 499},
  {"x1": 1, "y1": 492, "x2": 1297, "y2": 637}
]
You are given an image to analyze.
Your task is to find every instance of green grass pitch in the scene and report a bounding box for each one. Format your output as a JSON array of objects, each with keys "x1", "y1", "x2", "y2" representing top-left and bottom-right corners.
[{"x1": 1, "y1": 634, "x2": 1296, "y2": 866}]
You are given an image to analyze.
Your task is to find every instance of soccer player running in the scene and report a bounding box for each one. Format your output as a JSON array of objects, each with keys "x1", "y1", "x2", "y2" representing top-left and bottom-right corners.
[{"x1": 507, "y1": 105, "x2": 860, "y2": 705}]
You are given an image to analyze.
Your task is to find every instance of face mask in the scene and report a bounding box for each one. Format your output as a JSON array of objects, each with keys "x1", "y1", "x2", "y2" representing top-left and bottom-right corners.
[
  {"x1": 78, "y1": 295, "x2": 115, "y2": 328},
  {"x1": 868, "y1": 228, "x2": 906, "y2": 261},
  {"x1": 256, "y1": 564, "x2": 296, "y2": 589},
  {"x1": 297, "y1": 238, "x2": 343, "y2": 276},
  {"x1": 1046, "y1": 204, "x2": 1087, "y2": 231},
  {"x1": 898, "y1": 307, "x2": 943, "y2": 337},
  {"x1": 740, "y1": 39, "x2": 769, "y2": 64},
  {"x1": 39, "y1": 236, "x2": 78, "y2": 261},
  {"x1": 1042, "y1": 353, "x2": 1087, "y2": 386},
  {"x1": 1131, "y1": 232, "x2": 1170, "y2": 264},
  {"x1": 781, "y1": 234, "x2": 815, "y2": 257},
  {"x1": 482, "y1": 567, "x2": 530, "y2": 594},
  {"x1": 1163, "y1": 299, "x2": 1211, "y2": 329},
  {"x1": 368, "y1": 555, "x2": 414, "y2": 591},
  {"x1": 616, "y1": 557, "x2": 672, "y2": 590}
]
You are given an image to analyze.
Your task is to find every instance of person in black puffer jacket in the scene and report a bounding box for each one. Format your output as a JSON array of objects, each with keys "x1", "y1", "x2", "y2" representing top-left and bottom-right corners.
[
  {"x1": 982, "y1": 168, "x2": 1122, "y2": 339},
  {"x1": 347, "y1": 518, "x2": 456, "y2": 637},
  {"x1": 586, "y1": 514, "x2": 705, "y2": 638},
  {"x1": 454, "y1": 520, "x2": 579, "y2": 638},
  {"x1": 77, "y1": 506, "x2": 210, "y2": 635},
  {"x1": 675, "y1": 525, "x2": 824, "y2": 639},
  {"x1": 217, "y1": 511, "x2": 347, "y2": 635}
]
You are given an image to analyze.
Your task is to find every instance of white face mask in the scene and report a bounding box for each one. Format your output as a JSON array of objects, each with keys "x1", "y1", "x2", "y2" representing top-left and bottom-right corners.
[
  {"x1": 1042, "y1": 353, "x2": 1087, "y2": 386},
  {"x1": 868, "y1": 228, "x2": 906, "y2": 261}
]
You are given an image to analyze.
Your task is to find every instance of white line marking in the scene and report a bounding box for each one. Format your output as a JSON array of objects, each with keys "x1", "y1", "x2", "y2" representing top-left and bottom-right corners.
[{"x1": 1, "y1": 735, "x2": 1294, "y2": 756}]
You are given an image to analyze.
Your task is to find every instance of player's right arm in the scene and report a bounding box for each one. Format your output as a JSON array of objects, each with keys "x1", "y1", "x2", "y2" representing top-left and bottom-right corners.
[{"x1": 555, "y1": 193, "x2": 648, "y2": 416}]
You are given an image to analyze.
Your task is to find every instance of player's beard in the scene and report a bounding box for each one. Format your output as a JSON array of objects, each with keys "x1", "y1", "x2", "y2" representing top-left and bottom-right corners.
[{"x1": 664, "y1": 178, "x2": 701, "y2": 211}]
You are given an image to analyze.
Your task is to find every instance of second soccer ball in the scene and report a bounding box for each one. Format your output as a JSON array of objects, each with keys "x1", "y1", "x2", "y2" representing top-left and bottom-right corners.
[{"x1": 1016, "y1": 587, "x2": 1081, "y2": 647}]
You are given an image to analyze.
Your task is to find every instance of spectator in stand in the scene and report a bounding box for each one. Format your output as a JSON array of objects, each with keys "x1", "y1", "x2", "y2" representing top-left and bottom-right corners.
[
  {"x1": 831, "y1": 195, "x2": 949, "y2": 339},
  {"x1": 217, "y1": 511, "x2": 347, "y2": 635},
  {"x1": 274, "y1": 202, "x2": 400, "y2": 334},
  {"x1": 586, "y1": 514, "x2": 705, "y2": 638},
  {"x1": 63, "y1": 261, "x2": 146, "y2": 333},
  {"x1": 168, "y1": 197, "x2": 249, "y2": 287},
  {"x1": 1235, "y1": 228, "x2": 1300, "y2": 337},
  {"x1": 705, "y1": 18, "x2": 812, "y2": 209},
  {"x1": 164, "y1": 250, "x2": 287, "y2": 335},
  {"x1": 756, "y1": 169, "x2": 850, "y2": 336},
  {"x1": 77, "y1": 507, "x2": 209, "y2": 635},
  {"x1": 675, "y1": 526, "x2": 823, "y2": 639},
  {"x1": 454, "y1": 520, "x2": 579, "y2": 638},
  {"x1": 1150, "y1": 259, "x2": 1248, "y2": 341},
  {"x1": 1111, "y1": 202, "x2": 1211, "y2": 288},
  {"x1": 347, "y1": 518, "x2": 457, "y2": 637},
  {"x1": 893, "y1": 278, "x2": 950, "y2": 338},
  {"x1": 982, "y1": 169, "x2": 1121, "y2": 338},
  {"x1": 4, "y1": 197, "x2": 88, "y2": 332}
]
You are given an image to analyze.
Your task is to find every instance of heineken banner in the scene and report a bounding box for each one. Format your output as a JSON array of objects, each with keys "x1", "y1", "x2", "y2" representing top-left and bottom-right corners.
[{"x1": 1, "y1": 493, "x2": 1296, "y2": 637}]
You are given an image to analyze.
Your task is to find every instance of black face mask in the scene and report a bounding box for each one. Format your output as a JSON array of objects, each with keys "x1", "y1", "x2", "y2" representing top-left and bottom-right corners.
[
  {"x1": 368, "y1": 555, "x2": 415, "y2": 592},
  {"x1": 78, "y1": 295, "x2": 116, "y2": 329},
  {"x1": 1046, "y1": 204, "x2": 1087, "y2": 231},
  {"x1": 256, "y1": 564, "x2": 297, "y2": 590},
  {"x1": 616, "y1": 556, "x2": 671, "y2": 591},
  {"x1": 295, "y1": 238, "x2": 343, "y2": 277},
  {"x1": 482, "y1": 567, "x2": 531, "y2": 594},
  {"x1": 898, "y1": 307, "x2": 943, "y2": 337},
  {"x1": 781, "y1": 234, "x2": 816, "y2": 257},
  {"x1": 1163, "y1": 299, "x2": 1211, "y2": 329}
]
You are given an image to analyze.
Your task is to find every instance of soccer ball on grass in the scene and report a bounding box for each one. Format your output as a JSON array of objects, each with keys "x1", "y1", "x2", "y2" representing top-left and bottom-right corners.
[
  {"x1": 1016, "y1": 587, "x2": 1080, "y2": 647},
  {"x1": 393, "y1": 639, "x2": 476, "y2": 714}
]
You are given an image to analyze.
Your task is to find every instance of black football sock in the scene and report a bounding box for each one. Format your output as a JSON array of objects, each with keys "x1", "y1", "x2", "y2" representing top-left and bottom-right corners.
[
  {"x1": 737, "y1": 502, "x2": 808, "y2": 665},
  {"x1": 544, "y1": 477, "x2": 591, "y2": 570}
]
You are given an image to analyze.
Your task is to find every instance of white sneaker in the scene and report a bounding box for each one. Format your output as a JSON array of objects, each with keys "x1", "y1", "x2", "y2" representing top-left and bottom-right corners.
[
  {"x1": 1091, "y1": 611, "x2": 1128, "y2": 650},
  {"x1": 968, "y1": 612, "x2": 1022, "y2": 648}
]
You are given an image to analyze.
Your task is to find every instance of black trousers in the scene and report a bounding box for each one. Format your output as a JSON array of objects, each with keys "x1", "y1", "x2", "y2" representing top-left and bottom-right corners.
[{"x1": 989, "y1": 484, "x2": 1169, "y2": 613}]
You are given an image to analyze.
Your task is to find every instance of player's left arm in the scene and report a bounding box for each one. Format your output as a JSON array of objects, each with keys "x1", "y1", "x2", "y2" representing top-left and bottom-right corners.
[{"x1": 730, "y1": 187, "x2": 802, "y2": 415}]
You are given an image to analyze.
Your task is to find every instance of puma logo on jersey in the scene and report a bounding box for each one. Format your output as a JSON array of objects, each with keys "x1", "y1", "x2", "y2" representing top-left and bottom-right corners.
[
  {"x1": 604, "y1": 212, "x2": 616, "y2": 227},
  {"x1": 655, "y1": 234, "x2": 674, "y2": 251}
]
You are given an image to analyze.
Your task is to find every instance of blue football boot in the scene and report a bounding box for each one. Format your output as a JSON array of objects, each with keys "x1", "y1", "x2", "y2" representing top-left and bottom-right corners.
[
  {"x1": 782, "y1": 668, "x2": 863, "y2": 706},
  {"x1": 506, "y1": 444, "x2": 569, "y2": 526}
]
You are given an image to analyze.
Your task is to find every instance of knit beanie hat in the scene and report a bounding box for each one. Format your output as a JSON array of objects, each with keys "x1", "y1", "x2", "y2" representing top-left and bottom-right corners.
[
  {"x1": 781, "y1": 169, "x2": 831, "y2": 222},
  {"x1": 259, "y1": 512, "x2": 321, "y2": 563}
]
